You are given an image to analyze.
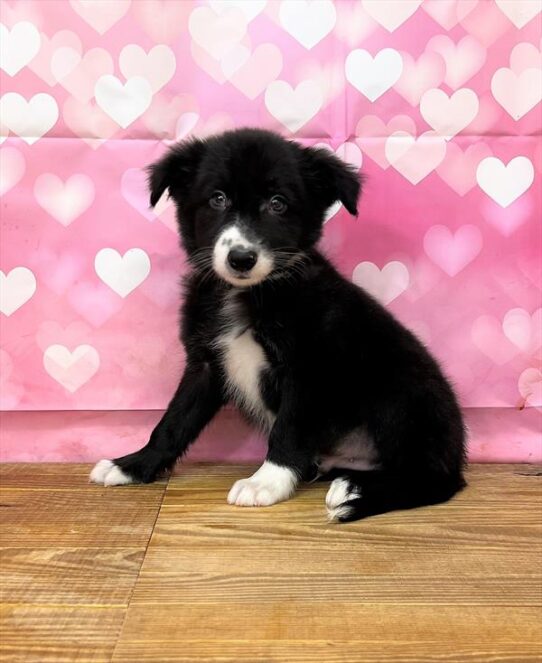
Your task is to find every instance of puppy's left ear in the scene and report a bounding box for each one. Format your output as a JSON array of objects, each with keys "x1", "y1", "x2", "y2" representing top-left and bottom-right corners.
[
  {"x1": 299, "y1": 146, "x2": 362, "y2": 216},
  {"x1": 147, "y1": 138, "x2": 206, "y2": 208}
]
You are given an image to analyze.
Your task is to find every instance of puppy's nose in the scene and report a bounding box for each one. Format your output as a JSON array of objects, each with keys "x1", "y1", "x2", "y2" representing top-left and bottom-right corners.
[{"x1": 227, "y1": 246, "x2": 257, "y2": 272}]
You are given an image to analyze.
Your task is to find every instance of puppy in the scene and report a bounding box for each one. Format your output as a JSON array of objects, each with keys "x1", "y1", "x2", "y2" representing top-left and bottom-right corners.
[{"x1": 91, "y1": 128, "x2": 466, "y2": 522}]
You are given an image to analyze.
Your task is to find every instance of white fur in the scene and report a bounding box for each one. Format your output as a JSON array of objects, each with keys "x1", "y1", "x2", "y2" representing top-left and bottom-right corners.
[
  {"x1": 89, "y1": 459, "x2": 134, "y2": 486},
  {"x1": 213, "y1": 224, "x2": 273, "y2": 287},
  {"x1": 325, "y1": 477, "x2": 361, "y2": 521},
  {"x1": 216, "y1": 290, "x2": 275, "y2": 428},
  {"x1": 227, "y1": 461, "x2": 298, "y2": 506},
  {"x1": 222, "y1": 328, "x2": 271, "y2": 422},
  {"x1": 327, "y1": 504, "x2": 355, "y2": 521}
]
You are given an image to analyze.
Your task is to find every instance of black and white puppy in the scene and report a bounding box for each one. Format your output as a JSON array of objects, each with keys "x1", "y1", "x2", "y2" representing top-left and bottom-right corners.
[{"x1": 91, "y1": 128, "x2": 466, "y2": 522}]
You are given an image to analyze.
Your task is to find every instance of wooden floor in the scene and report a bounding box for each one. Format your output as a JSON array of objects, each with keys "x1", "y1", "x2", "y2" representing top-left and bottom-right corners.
[{"x1": 0, "y1": 464, "x2": 541, "y2": 662}]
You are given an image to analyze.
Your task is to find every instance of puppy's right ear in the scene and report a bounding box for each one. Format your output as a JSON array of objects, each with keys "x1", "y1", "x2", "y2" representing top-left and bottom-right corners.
[{"x1": 147, "y1": 139, "x2": 206, "y2": 208}]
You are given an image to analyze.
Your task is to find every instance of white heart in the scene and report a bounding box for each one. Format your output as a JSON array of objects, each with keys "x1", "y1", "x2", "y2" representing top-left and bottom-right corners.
[
  {"x1": 352, "y1": 261, "x2": 409, "y2": 304},
  {"x1": 345, "y1": 49, "x2": 403, "y2": 101},
  {"x1": 43, "y1": 344, "x2": 100, "y2": 393},
  {"x1": 502, "y1": 308, "x2": 542, "y2": 352},
  {"x1": 0, "y1": 22, "x2": 41, "y2": 76},
  {"x1": 0, "y1": 93, "x2": 58, "y2": 144},
  {"x1": 279, "y1": 0, "x2": 336, "y2": 50},
  {"x1": 420, "y1": 88, "x2": 479, "y2": 139},
  {"x1": 189, "y1": 6, "x2": 247, "y2": 61},
  {"x1": 426, "y1": 35, "x2": 486, "y2": 91},
  {"x1": 423, "y1": 224, "x2": 483, "y2": 276},
  {"x1": 119, "y1": 44, "x2": 176, "y2": 94},
  {"x1": 94, "y1": 75, "x2": 153, "y2": 128},
  {"x1": 362, "y1": 0, "x2": 422, "y2": 32},
  {"x1": 69, "y1": 0, "x2": 130, "y2": 34},
  {"x1": 0, "y1": 267, "x2": 37, "y2": 316},
  {"x1": 0, "y1": 146, "x2": 25, "y2": 196},
  {"x1": 476, "y1": 156, "x2": 534, "y2": 208},
  {"x1": 385, "y1": 131, "x2": 447, "y2": 185},
  {"x1": 265, "y1": 80, "x2": 323, "y2": 133},
  {"x1": 209, "y1": 0, "x2": 266, "y2": 22},
  {"x1": 95, "y1": 248, "x2": 151, "y2": 297},
  {"x1": 495, "y1": 0, "x2": 542, "y2": 29},
  {"x1": 221, "y1": 44, "x2": 250, "y2": 79},
  {"x1": 34, "y1": 174, "x2": 95, "y2": 226},
  {"x1": 471, "y1": 315, "x2": 519, "y2": 366},
  {"x1": 51, "y1": 46, "x2": 82, "y2": 81},
  {"x1": 491, "y1": 68, "x2": 542, "y2": 120}
]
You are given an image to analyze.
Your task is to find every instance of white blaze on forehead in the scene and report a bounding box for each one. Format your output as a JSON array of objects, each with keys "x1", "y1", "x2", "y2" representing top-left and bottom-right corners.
[{"x1": 213, "y1": 224, "x2": 274, "y2": 287}]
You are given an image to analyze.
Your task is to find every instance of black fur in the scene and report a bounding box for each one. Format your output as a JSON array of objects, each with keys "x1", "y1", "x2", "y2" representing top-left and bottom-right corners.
[{"x1": 109, "y1": 128, "x2": 466, "y2": 522}]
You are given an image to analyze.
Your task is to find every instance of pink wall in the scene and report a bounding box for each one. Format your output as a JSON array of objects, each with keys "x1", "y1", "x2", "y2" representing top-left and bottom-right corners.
[{"x1": 0, "y1": 0, "x2": 541, "y2": 462}]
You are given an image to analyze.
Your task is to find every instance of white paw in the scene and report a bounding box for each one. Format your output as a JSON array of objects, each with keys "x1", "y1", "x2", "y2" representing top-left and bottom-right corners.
[
  {"x1": 89, "y1": 459, "x2": 134, "y2": 486},
  {"x1": 325, "y1": 477, "x2": 361, "y2": 520},
  {"x1": 227, "y1": 461, "x2": 297, "y2": 507}
]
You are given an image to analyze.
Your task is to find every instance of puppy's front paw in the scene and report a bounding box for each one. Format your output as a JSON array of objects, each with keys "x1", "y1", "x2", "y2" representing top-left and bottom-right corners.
[
  {"x1": 227, "y1": 462, "x2": 297, "y2": 507},
  {"x1": 89, "y1": 459, "x2": 135, "y2": 486},
  {"x1": 227, "y1": 478, "x2": 277, "y2": 506}
]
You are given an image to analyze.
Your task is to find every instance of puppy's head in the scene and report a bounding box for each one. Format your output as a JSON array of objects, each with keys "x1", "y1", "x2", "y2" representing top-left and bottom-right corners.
[{"x1": 148, "y1": 128, "x2": 361, "y2": 287}]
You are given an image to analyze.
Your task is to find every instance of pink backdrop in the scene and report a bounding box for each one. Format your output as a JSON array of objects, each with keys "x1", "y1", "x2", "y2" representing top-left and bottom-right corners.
[{"x1": 0, "y1": 0, "x2": 541, "y2": 462}]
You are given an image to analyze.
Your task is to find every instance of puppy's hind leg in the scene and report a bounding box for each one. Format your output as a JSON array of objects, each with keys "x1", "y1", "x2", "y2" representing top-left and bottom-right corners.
[
  {"x1": 90, "y1": 362, "x2": 224, "y2": 486},
  {"x1": 325, "y1": 470, "x2": 465, "y2": 523}
]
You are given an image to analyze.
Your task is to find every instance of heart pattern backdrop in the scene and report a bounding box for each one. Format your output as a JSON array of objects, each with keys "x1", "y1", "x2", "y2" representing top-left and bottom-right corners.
[{"x1": 0, "y1": 0, "x2": 541, "y2": 460}]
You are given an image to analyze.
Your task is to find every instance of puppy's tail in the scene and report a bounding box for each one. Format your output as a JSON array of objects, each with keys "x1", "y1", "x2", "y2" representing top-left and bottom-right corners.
[{"x1": 325, "y1": 470, "x2": 466, "y2": 523}]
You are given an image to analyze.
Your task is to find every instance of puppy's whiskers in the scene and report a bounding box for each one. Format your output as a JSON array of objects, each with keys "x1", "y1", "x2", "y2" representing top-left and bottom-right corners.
[{"x1": 269, "y1": 249, "x2": 310, "y2": 284}]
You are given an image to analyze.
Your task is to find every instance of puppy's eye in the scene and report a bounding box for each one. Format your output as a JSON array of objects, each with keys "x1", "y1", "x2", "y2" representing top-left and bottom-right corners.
[
  {"x1": 268, "y1": 195, "x2": 287, "y2": 215},
  {"x1": 210, "y1": 190, "x2": 228, "y2": 210}
]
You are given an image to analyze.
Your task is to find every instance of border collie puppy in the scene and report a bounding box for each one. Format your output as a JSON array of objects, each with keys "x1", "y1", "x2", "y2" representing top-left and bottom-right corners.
[{"x1": 90, "y1": 128, "x2": 466, "y2": 522}]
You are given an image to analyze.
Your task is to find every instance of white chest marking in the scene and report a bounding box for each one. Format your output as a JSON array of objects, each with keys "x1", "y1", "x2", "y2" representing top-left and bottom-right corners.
[{"x1": 220, "y1": 326, "x2": 274, "y2": 427}]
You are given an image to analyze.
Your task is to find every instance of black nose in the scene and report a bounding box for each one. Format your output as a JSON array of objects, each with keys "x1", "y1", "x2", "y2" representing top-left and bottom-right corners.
[{"x1": 227, "y1": 246, "x2": 257, "y2": 272}]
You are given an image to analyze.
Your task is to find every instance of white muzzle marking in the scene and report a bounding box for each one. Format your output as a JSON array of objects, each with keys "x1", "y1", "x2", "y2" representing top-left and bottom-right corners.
[{"x1": 213, "y1": 225, "x2": 274, "y2": 287}]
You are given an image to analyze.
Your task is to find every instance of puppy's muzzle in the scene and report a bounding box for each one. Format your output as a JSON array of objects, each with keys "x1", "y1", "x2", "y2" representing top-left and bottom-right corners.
[{"x1": 213, "y1": 224, "x2": 274, "y2": 286}]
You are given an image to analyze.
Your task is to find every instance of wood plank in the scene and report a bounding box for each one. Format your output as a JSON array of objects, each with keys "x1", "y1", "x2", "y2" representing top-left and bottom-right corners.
[
  {"x1": 127, "y1": 465, "x2": 542, "y2": 606},
  {"x1": 1, "y1": 605, "x2": 126, "y2": 663},
  {"x1": 0, "y1": 463, "x2": 127, "y2": 489},
  {"x1": 112, "y1": 464, "x2": 542, "y2": 663},
  {"x1": 117, "y1": 603, "x2": 542, "y2": 640},
  {"x1": 0, "y1": 487, "x2": 165, "y2": 548},
  {"x1": 109, "y1": 639, "x2": 542, "y2": 663},
  {"x1": 0, "y1": 548, "x2": 145, "y2": 605},
  {"x1": 113, "y1": 605, "x2": 542, "y2": 662},
  {"x1": 0, "y1": 464, "x2": 167, "y2": 663},
  {"x1": 1, "y1": 464, "x2": 541, "y2": 662}
]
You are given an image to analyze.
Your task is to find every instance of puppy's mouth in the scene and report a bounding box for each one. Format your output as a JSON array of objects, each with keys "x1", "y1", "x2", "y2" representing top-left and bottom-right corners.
[{"x1": 212, "y1": 225, "x2": 274, "y2": 287}]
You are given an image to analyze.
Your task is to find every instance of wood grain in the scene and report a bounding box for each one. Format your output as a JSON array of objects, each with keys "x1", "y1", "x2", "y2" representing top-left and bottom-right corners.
[
  {"x1": 0, "y1": 464, "x2": 166, "y2": 663},
  {"x1": 111, "y1": 464, "x2": 542, "y2": 663},
  {"x1": 1, "y1": 605, "x2": 126, "y2": 663},
  {"x1": 109, "y1": 640, "x2": 542, "y2": 663},
  {"x1": 1, "y1": 464, "x2": 540, "y2": 662}
]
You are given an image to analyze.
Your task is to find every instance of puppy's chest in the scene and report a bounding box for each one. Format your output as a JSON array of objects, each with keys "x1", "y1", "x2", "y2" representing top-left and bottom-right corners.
[{"x1": 215, "y1": 292, "x2": 279, "y2": 426}]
